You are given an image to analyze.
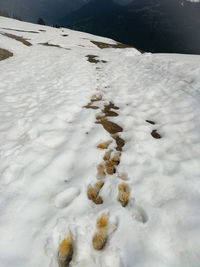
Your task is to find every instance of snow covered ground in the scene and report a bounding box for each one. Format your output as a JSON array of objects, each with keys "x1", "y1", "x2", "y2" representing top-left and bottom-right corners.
[{"x1": 0, "y1": 16, "x2": 200, "y2": 267}]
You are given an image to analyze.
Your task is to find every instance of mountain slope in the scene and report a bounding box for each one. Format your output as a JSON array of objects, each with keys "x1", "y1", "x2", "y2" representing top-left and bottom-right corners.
[
  {"x1": 60, "y1": 0, "x2": 200, "y2": 54},
  {"x1": 0, "y1": 16, "x2": 200, "y2": 267}
]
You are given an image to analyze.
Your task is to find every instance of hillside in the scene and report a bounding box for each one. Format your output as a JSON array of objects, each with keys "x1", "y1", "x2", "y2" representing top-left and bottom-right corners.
[
  {"x1": 0, "y1": 16, "x2": 200, "y2": 267},
  {"x1": 60, "y1": 0, "x2": 200, "y2": 54}
]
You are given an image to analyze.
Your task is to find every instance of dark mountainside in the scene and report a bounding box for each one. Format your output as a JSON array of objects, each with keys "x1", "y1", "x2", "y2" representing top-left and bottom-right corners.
[
  {"x1": 0, "y1": 0, "x2": 88, "y2": 23},
  {"x1": 59, "y1": 0, "x2": 200, "y2": 54}
]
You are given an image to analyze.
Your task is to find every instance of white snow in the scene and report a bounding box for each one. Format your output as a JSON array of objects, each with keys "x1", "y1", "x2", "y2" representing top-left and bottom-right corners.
[{"x1": 0, "y1": 16, "x2": 200, "y2": 267}]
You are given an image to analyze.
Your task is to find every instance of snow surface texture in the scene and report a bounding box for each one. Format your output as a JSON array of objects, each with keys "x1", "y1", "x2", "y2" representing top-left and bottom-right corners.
[{"x1": 0, "y1": 16, "x2": 200, "y2": 267}]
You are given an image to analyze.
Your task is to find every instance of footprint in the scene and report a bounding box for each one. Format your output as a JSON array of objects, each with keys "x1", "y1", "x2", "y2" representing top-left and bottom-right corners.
[
  {"x1": 1, "y1": 163, "x2": 21, "y2": 185},
  {"x1": 104, "y1": 246, "x2": 124, "y2": 267},
  {"x1": 118, "y1": 183, "x2": 130, "y2": 207},
  {"x1": 54, "y1": 187, "x2": 80, "y2": 209},
  {"x1": 87, "y1": 181, "x2": 104, "y2": 205},
  {"x1": 92, "y1": 213, "x2": 117, "y2": 251},
  {"x1": 128, "y1": 199, "x2": 148, "y2": 224},
  {"x1": 45, "y1": 218, "x2": 75, "y2": 267}
]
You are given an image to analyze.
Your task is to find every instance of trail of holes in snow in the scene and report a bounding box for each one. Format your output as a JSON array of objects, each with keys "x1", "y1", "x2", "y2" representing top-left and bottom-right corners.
[{"x1": 56, "y1": 52, "x2": 156, "y2": 267}]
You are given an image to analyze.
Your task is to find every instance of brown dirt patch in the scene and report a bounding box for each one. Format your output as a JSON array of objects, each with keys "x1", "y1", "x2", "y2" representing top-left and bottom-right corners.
[
  {"x1": 97, "y1": 141, "x2": 111, "y2": 149},
  {"x1": 96, "y1": 117, "x2": 123, "y2": 134},
  {"x1": 39, "y1": 42, "x2": 61, "y2": 48},
  {"x1": 1, "y1": 32, "x2": 32, "y2": 46},
  {"x1": 91, "y1": 40, "x2": 131, "y2": 49},
  {"x1": 2, "y1": 27, "x2": 38, "y2": 34},
  {"x1": 83, "y1": 102, "x2": 99, "y2": 110},
  {"x1": 0, "y1": 48, "x2": 13, "y2": 61},
  {"x1": 83, "y1": 95, "x2": 103, "y2": 109},
  {"x1": 112, "y1": 134, "x2": 125, "y2": 151},
  {"x1": 86, "y1": 55, "x2": 107, "y2": 64},
  {"x1": 146, "y1": 120, "x2": 155, "y2": 125},
  {"x1": 151, "y1": 130, "x2": 162, "y2": 139},
  {"x1": 86, "y1": 55, "x2": 100, "y2": 64},
  {"x1": 91, "y1": 94, "x2": 102, "y2": 102},
  {"x1": 39, "y1": 42, "x2": 71, "y2": 51},
  {"x1": 91, "y1": 40, "x2": 144, "y2": 53},
  {"x1": 102, "y1": 102, "x2": 119, "y2": 117}
]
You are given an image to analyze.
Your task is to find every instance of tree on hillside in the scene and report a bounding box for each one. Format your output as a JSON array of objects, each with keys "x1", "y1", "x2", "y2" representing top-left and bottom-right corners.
[
  {"x1": 0, "y1": 9, "x2": 21, "y2": 20},
  {"x1": 37, "y1": 17, "x2": 46, "y2": 25}
]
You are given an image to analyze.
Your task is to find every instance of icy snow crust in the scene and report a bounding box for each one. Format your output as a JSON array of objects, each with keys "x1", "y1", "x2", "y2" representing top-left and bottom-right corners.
[{"x1": 0, "y1": 16, "x2": 200, "y2": 267}]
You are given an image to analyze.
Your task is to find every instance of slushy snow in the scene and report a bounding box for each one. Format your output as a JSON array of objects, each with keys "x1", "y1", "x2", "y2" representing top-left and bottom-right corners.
[{"x1": 0, "y1": 16, "x2": 200, "y2": 267}]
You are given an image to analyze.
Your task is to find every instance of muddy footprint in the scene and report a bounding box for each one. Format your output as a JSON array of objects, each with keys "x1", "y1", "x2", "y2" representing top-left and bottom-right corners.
[
  {"x1": 118, "y1": 183, "x2": 130, "y2": 207},
  {"x1": 87, "y1": 181, "x2": 104, "y2": 204},
  {"x1": 58, "y1": 233, "x2": 73, "y2": 267}
]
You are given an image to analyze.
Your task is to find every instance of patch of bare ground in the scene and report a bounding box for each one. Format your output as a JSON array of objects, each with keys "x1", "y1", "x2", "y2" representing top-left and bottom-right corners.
[
  {"x1": 84, "y1": 101, "x2": 98, "y2": 109},
  {"x1": 1, "y1": 32, "x2": 32, "y2": 46},
  {"x1": 83, "y1": 94, "x2": 102, "y2": 109},
  {"x1": 97, "y1": 141, "x2": 111, "y2": 149},
  {"x1": 0, "y1": 48, "x2": 13, "y2": 61},
  {"x1": 91, "y1": 40, "x2": 131, "y2": 49},
  {"x1": 95, "y1": 102, "x2": 125, "y2": 151},
  {"x1": 62, "y1": 34, "x2": 68, "y2": 37},
  {"x1": 91, "y1": 94, "x2": 102, "y2": 102},
  {"x1": 91, "y1": 40, "x2": 144, "y2": 53},
  {"x1": 86, "y1": 55, "x2": 100, "y2": 64},
  {"x1": 86, "y1": 55, "x2": 107, "y2": 64},
  {"x1": 102, "y1": 102, "x2": 119, "y2": 117},
  {"x1": 111, "y1": 134, "x2": 125, "y2": 152},
  {"x1": 84, "y1": 102, "x2": 99, "y2": 109},
  {"x1": 39, "y1": 42, "x2": 61, "y2": 48},
  {"x1": 96, "y1": 117, "x2": 123, "y2": 134},
  {"x1": 39, "y1": 42, "x2": 71, "y2": 51},
  {"x1": 151, "y1": 129, "x2": 162, "y2": 139},
  {"x1": 146, "y1": 120, "x2": 155, "y2": 125},
  {"x1": 1, "y1": 27, "x2": 38, "y2": 34}
]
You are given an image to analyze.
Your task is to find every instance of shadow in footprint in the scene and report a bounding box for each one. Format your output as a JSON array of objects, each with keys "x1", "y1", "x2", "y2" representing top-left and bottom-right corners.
[
  {"x1": 54, "y1": 187, "x2": 80, "y2": 209},
  {"x1": 128, "y1": 200, "x2": 148, "y2": 224}
]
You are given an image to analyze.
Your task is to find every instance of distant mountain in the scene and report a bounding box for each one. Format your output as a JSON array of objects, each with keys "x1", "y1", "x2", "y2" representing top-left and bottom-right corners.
[
  {"x1": 59, "y1": 0, "x2": 200, "y2": 54},
  {"x1": 0, "y1": 0, "x2": 89, "y2": 23},
  {"x1": 59, "y1": 0, "x2": 121, "y2": 34}
]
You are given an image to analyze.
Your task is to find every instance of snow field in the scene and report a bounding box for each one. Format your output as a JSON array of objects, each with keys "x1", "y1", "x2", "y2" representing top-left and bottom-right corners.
[{"x1": 0, "y1": 16, "x2": 200, "y2": 267}]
